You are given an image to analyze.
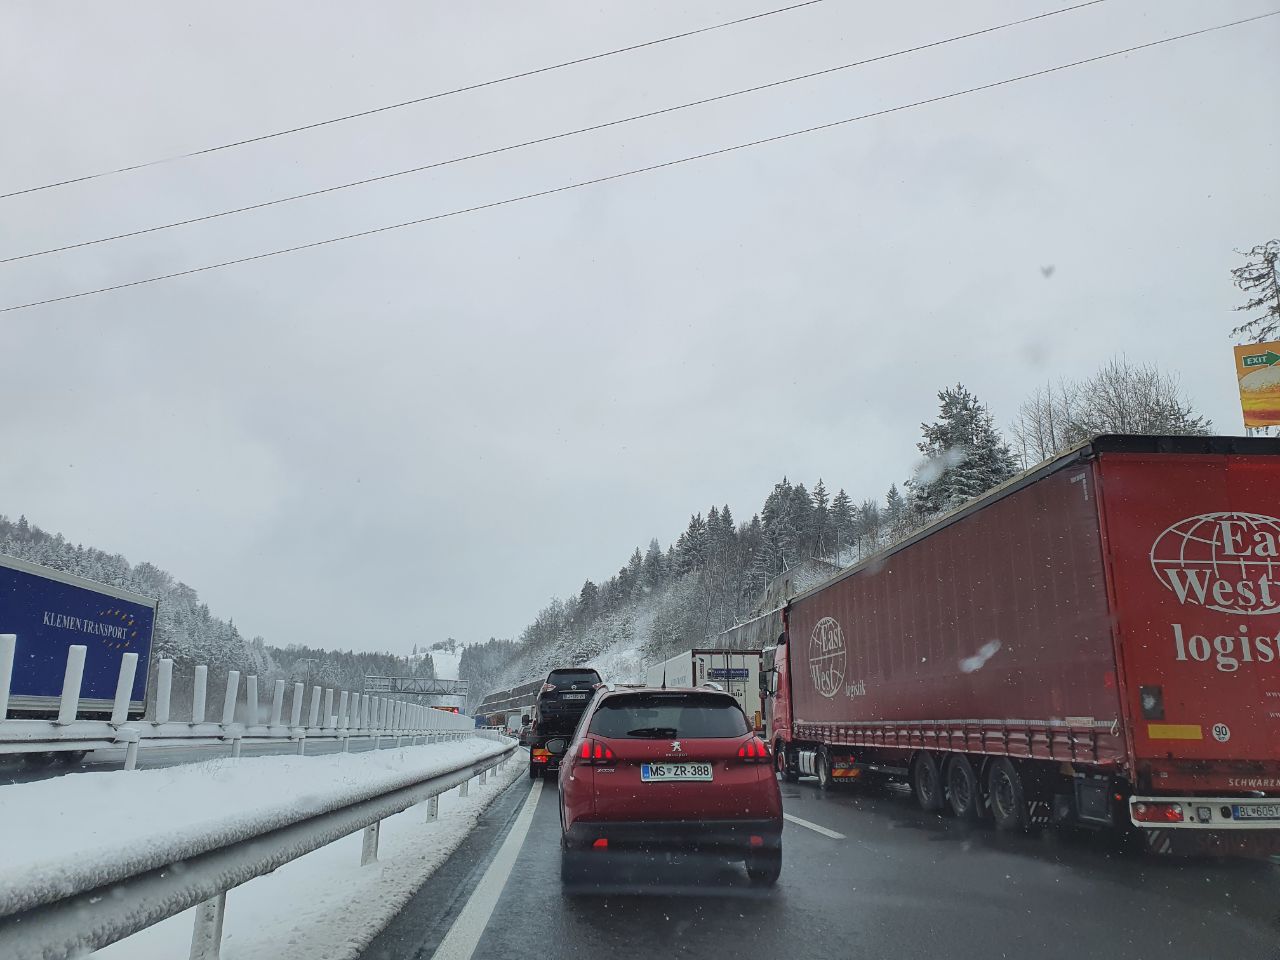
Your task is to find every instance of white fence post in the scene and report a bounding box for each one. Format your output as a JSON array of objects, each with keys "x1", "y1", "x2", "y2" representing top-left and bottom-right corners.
[
  {"x1": 110, "y1": 651, "x2": 139, "y2": 725},
  {"x1": 155, "y1": 658, "x2": 174, "y2": 724},
  {"x1": 426, "y1": 794, "x2": 439, "y2": 821},
  {"x1": 245, "y1": 675, "x2": 259, "y2": 727},
  {"x1": 221, "y1": 671, "x2": 240, "y2": 726},
  {"x1": 270, "y1": 679, "x2": 285, "y2": 727},
  {"x1": 291, "y1": 682, "x2": 306, "y2": 755},
  {"x1": 0, "y1": 634, "x2": 15, "y2": 718},
  {"x1": 361, "y1": 821, "x2": 380, "y2": 866},
  {"x1": 459, "y1": 778, "x2": 469, "y2": 798},
  {"x1": 189, "y1": 890, "x2": 226, "y2": 960},
  {"x1": 191, "y1": 664, "x2": 208, "y2": 724},
  {"x1": 308, "y1": 686, "x2": 321, "y2": 729},
  {"x1": 338, "y1": 691, "x2": 349, "y2": 729},
  {"x1": 323, "y1": 688, "x2": 334, "y2": 730},
  {"x1": 57, "y1": 645, "x2": 87, "y2": 724}
]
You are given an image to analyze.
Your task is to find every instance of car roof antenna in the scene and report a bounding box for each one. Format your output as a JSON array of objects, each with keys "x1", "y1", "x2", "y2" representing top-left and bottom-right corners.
[{"x1": 661, "y1": 669, "x2": 667, "y2": 690}]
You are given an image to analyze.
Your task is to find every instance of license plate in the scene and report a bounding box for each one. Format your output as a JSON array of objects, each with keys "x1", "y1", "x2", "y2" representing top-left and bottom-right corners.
[
  {"x1": 1233, "y1": 803, "x2": 1280, "y2": 820},
  {"x1": 562, "y1": 693, "x2": 587, "y2": 700},
  {"x1": 641, "y1": 762, "x2": 713, "y2": 782}
]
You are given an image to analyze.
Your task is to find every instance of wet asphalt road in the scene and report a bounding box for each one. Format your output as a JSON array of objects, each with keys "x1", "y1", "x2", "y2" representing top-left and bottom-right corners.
[
  {"x1": 0, "y1": 737, "x2": 394, "y2": 786},
  {"x1": 364, "y1": 773, "x2": 1280, "y2": 960}
]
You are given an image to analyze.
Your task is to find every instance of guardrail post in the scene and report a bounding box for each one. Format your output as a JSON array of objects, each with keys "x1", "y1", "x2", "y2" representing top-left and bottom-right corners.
[
  {"x1": 192, "y1": 664, "x2": 208, "y2": 723},
  {"x1": 0, "y1": 634, "x2": 15, "y2": 718},
  {"x1": 155, "y1": 658, "x2": 173, "y2": 724},
  {"x1": 338, "y1": 690, "x2": 349, "y2": 729},
  {"x1": 323, "y1": 688, "x2": 334, "y2": 731},
  {"x1": 308, "y1": 686, "x2": 321, "y2": 729},
  {"x1": 246, "y1": 675, "x2": 259, "y2": 726},
  {"x1": 479, "y1": 767, "x2": 488, "y2": 785},
  {"x1": 360, "y1": 821, "x2": 380, "y2": 866},
  {"x1": 124, "y1": 739, "x2": 140, "y2": 770},
  {"x1": 459, "y1": 778, "x2": 469, "y2": 798},
  {"x1": 189, "y1": 890, "x2": 227, "y2": 960},
  {"x1": 57, "y1": 645, "x2": 87, "y2": 724},
  {"x1": 426, "y1": 794, "x2": 439, "y2": 821},
  {"x1": 111, "y1": 651, "x2": 139, "y2": 725},
  {"x1": 270, "y1": 679, "x2": 285, "y2": 726}
]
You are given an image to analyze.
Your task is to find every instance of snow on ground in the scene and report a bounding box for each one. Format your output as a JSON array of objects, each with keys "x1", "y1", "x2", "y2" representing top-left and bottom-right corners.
[
  {"x1": 432, "y1": 648, "x2": 461, "y2": 680},
  {"x1": 89, "y1": 746, "x2": 526, "y2": 960},
  {"x1": 1, "y1": 737, "x2": 510, "y2": 916}
]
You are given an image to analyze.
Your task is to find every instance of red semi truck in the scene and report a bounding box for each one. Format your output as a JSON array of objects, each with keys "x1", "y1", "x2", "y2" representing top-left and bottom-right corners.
[{"x1": 762, "y1": 435, "x2": 1280, "y2": 855}]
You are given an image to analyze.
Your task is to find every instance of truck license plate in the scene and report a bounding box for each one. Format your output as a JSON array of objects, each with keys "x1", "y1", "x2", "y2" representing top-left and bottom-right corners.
[
  {"x1": 1233, "y1": 803, "x2": 1280, "y2": 820},
  {"x1": 641, "y1": 763, "x2": 713, "y2": 782}
]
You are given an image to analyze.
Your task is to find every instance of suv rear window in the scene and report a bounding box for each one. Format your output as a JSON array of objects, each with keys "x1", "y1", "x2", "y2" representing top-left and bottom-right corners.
[
  {"x1": 547, "y1": 670, "x2": 600, "y2": 688},
  {"x1": 588, "y1": 692, "x2": 748, "y2": 739}
]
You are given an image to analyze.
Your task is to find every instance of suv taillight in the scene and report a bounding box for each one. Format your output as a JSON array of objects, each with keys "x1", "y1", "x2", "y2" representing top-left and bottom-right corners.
[
  {"x1": 578, "y1": 738, "x2": 616, "y2": 765},
  {"x1": 737, "y1": 737, "x2": 770, "y2": 763}
]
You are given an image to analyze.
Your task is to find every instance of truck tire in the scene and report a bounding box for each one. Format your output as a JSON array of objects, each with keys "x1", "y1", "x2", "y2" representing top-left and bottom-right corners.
[
  {"x1": 529, "y1": 763, "x2": 540, "y2": 780},
  {"x1": 912, "y1": 752, "x2": 945, "y2": 812},
  {"x1": 746, "y1": 848, "x2": 782, "y2": 886},
  {"x1": 775, "y1": 741, "x2": 799, "y2": 783},
  {"x1": 816, "y1": 746, "x2": 834, "y2": 790},
  {"x1": 987, "y1": 758, "x2": 1029, "y2": 832},
  {"x1": 944, "y1": 755, "x2": 983, "y2": 820}
]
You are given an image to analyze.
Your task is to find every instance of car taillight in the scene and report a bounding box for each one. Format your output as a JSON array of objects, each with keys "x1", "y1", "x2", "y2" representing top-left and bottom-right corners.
[
  {"x1": 577, "y1": 738, "x2": 616, "y2": 765},
  {"x1": 737, "y1": 737, "x2": 770, "y2": 763},
  {"x1": 1132, "y1": 801, "x2": 1184, "y2": 824},
  {"x1": 531, "y1": 747, "x2": 551, "y2": 764}
]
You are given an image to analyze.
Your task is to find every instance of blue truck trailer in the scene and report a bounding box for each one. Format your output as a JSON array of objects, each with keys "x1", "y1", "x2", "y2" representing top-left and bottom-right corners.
[{"x1": 1, "y1": 553, "x2": 159, "y2": 719}]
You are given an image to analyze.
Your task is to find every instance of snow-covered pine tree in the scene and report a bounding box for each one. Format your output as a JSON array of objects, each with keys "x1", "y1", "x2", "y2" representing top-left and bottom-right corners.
[{"x1": 911, "y1": 383, "x2": 1018, "y2": 517}]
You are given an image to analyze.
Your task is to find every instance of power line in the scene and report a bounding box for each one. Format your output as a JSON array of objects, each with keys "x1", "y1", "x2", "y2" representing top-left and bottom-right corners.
[
  {"x1": 0, "y1": 1, "x2": 827, "y2": 201},
  {"x1": 1, "y1": 0, "x2": 1109, "y2": 266},
  {"x1": 4, "y1": 11, "x2": 1275, "y2": 316}
]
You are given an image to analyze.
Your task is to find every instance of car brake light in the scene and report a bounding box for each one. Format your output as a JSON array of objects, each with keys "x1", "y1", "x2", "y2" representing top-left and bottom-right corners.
[
  {"x1": 749, "y1": 835, "x2": 764, "y2": 847},
  {"x1": 737, "y1": 737, "x2": 770, "y2": 763},
  {"x1": 577, "y1": 738, "x2": 615, "y2": 765},
  {"x1": 1132, "y1": 801, "x2": 1184, "y2": 824},
  {"x1": 592, "y1": 838, "x2": 609, "y2": 849}
]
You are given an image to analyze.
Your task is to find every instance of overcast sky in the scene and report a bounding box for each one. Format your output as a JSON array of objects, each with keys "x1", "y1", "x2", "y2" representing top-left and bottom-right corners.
[{"x1": 1, "y1": 1, "x2": 1276, "y2": 654}]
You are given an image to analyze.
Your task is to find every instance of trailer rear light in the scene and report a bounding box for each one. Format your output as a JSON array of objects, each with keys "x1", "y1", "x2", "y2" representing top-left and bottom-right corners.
[
  {"x1": 531, "y1": 748, "x2": 551, "y2": 764},
  {"x1": 577, "y1": 739, "x2": 615, "y2": 765},
  {"x1": 737, "y1": 737, "x2": 770, "y2": 763},
  {"x1": 749, "y1": 835, "x2": 764, "y2": 847},
  {"x1": 1132, "y1": 801, "x2": 1184, "y2": 823},
  {"x1": 592, "y1": 838, "x2": 609, "y2": 849}
]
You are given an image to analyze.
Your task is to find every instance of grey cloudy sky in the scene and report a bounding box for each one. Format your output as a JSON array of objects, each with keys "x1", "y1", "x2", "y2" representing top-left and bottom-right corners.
[{"x1": 1, "y1": 1, "x2": 1276, "y2": 653}]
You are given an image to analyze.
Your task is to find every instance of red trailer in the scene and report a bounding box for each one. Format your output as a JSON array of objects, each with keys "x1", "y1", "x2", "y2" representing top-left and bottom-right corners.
[{"x1": 763, "y1": 435, "x2": 1280, "y2": 854}]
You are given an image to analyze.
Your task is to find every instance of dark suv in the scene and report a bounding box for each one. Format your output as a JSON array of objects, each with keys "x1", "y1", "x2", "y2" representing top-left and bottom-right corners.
[{"x1": 529, "y1": 667, "x2": 602, "y2": 778}]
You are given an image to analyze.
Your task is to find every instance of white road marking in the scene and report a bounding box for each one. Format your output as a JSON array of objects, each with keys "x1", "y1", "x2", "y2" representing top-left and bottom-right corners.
[
  {"x1": 431, "y1": 777, "x2": 543, "y2": 960},
  {"x1": 783, "y1": 812, "x2": 846, "y2": 840}
]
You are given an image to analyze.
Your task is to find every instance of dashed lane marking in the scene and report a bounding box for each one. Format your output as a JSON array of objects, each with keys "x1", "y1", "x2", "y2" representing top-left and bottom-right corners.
[{"x1": 783, "y1": 812, "x2": 846, "y2": 840}]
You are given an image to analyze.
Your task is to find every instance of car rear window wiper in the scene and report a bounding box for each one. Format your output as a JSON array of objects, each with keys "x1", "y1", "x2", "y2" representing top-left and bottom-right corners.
[{"x1": 626, "y1": 727, "x2": 679, "y2": 738}]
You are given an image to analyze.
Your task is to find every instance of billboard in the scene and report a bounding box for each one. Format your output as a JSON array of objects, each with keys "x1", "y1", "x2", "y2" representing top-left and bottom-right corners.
[{"x1": 1234, "y1": 341, "x2": 1280, "y2": 428}]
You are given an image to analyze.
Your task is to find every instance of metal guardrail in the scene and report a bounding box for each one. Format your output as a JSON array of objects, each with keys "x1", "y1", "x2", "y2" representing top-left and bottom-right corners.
[
  {"x1": 0, "y1": 731, "x2": 519, "y2": 960},
  {"x1": 0, "y1": 635, "x2": 477, "y2": 768}
]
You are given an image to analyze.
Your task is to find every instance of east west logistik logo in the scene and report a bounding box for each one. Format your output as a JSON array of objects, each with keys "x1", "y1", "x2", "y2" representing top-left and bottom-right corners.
[
  {"x1": 1150, "y1": 512, "x2": 1280, "y2": 615},
  {"x1": 808, "y1": 617, "x2": 866, "y2": 699},
  {"x1": 1152, "y1": 513, "x2": 1280, "y2": 674}
]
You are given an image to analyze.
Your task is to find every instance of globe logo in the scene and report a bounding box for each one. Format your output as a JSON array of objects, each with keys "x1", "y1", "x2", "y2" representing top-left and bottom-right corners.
[
  {"x1": 808, "y1": 617, "x2": 846, "y2": 699},
  {"x1": 1149, "y1": 512, "x2": 1280, "y2": 616}
]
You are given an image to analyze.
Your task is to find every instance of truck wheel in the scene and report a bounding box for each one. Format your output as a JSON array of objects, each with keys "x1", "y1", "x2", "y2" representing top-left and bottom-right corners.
[
  {"x1": 987, "y1": 758, "x2": 1029, "y2": 832},
  {"x1": 775, "y1": 741, "x2": 799, "y2": 783},
  {"x1": 944, "y1": 755, "x2": 983, "y2": 820},
  {"x1": 816, "y1": 747, "x2": 834, "y2": 790},
  {"x1": 912, "y1": 753, "x2": 945, "y2": 812},
  {"x1": 528, "y1": 763, "x2": 540, "y2": 780},
  {"x1": 746, "y1": 848, "x2": 782, "y2": 886}
]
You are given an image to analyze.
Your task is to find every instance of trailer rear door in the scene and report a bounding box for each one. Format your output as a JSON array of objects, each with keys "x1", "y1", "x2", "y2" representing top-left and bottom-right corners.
[{"x1": 1097, "y1": 451, "x2": 1280, "y2": 778}]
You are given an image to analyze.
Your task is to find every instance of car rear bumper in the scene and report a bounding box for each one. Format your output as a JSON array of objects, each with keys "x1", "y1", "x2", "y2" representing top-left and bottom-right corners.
[{"x1": 564, "y1": 818, "x2": 782, "y2": 853}]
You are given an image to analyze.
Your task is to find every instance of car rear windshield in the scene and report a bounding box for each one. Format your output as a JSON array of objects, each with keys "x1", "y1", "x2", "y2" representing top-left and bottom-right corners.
[
  {"x1": 548, "y1": 670, "x2": 600, "y2": 688},
  {"x1": 588, "y1": 692, "x2": 749, "y2": 739}
]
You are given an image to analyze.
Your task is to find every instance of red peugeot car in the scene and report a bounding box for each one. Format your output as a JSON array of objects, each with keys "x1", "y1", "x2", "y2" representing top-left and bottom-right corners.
[{"x1": 558, "y1": 684, "x2": 783, "y2": 887}]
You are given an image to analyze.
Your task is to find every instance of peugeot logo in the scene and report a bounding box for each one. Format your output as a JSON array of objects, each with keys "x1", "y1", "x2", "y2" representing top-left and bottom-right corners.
[{"x1": 669, "y1": 741, "x2": 683, "y2": 753}]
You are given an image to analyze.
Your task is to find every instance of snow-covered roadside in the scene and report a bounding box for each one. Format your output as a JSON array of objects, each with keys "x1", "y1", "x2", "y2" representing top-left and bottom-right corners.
[
  {"x1": 87, "y1": 747, "x2": 526, "y2": 960},
  {"x1": 1, "y1": 738, "x2": 511, "y2": 911}
]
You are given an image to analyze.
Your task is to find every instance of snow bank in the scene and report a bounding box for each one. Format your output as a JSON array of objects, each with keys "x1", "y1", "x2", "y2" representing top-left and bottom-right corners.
[
  {"x1": 89, "y1": 751, "x2": 526, "y2": 960},
  {"x1": 0, "y1": 737, "x2": 509, "y2": 915}
]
